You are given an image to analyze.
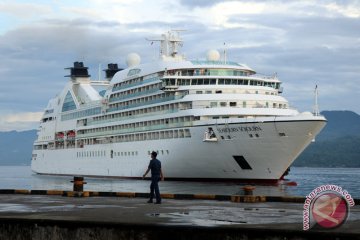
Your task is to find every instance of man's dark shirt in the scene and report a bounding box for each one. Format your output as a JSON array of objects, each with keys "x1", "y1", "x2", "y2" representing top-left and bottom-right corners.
[{"x1": 148, "y1": 159, "x2": 161, "y2": 177}]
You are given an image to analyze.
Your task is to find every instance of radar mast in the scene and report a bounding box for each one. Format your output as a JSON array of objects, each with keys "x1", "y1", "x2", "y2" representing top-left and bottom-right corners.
[{"x1": 146, "y1": 30, "x2": 185, "y2": 61}]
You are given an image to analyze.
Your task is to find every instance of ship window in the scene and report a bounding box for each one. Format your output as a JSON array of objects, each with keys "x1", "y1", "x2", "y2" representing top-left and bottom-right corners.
[
  {"x1": 184, "y1": 129, "x2": 191, "y2": 138},
  {"x1": 62, "y1": 91, "x2": 77, "y2": 112},
  {"x1": 196, "y1": 91, "x2": 203, "y2": 94},
  {"x1": 233, "y1": 156, "x2": 252, "y2": 170},
  {"x1": 230, "y1": 102, "x2": 237, "y2": 107},
  {"x1": 220, "y1": 102, "x2": 227, "y2": 107},
  {"x1": 99, "y1": 90, "x2": 106, "y2": 97},
  {"x1": 210, "y1": 102, "x2": 217, "y2": 107}
]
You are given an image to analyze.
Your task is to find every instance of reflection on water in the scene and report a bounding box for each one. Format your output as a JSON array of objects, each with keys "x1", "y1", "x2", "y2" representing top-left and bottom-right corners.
[{"x1": 0, "y1": 166, "x2": 359, "y2": 198}]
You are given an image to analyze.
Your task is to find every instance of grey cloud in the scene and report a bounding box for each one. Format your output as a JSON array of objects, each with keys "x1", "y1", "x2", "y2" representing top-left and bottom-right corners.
[
  {"x1": 178, "y1": 0, "x2": 277, "y2": 8},
  {"x1": 0, "y1": 18, "x2": 197, "y2": 113},
  {"x1": 1, "y1": 6, "x2": 359, "y2": 122},
  {"x1": 179, "y1": 0, "x2": 226, "y2": 8},
  {"x1": 44, "y1": 18, "x2": 122, "y2": 29}
]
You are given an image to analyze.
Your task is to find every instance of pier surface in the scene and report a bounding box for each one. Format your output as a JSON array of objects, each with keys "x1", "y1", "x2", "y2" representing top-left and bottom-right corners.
[{"x1": 0, "y1": 194, "x2": 359, "y2": 240}]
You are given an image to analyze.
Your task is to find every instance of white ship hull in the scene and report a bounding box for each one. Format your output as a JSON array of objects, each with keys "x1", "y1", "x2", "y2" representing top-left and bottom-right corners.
[{"x1": 31, "y1": 116, "x2": 326, "y2": 182}]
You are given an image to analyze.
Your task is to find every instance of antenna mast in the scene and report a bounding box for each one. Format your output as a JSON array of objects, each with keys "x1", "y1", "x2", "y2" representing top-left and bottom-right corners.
[
  {"x1": 313, "y1": 85, "x2": 320, "y2": 116},
  {"x1": 223, "y1": 42, "x2": 227, "y2": 64},
  {"x1": 98, "y1": 63, "x2": 102, "y2": 81},
  {"x1": 146, "y1": 30, "x2": 185, "y2": 60}
]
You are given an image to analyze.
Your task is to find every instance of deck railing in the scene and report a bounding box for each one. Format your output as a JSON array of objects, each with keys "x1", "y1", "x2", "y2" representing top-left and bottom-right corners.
[{"x1": 77, "y1": 121, "x2": 193, "y2": 138}]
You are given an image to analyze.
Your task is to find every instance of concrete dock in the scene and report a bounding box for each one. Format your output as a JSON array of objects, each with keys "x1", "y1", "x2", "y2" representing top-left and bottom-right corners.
[{"x1": 0, "y1": 193, "x2": 359, "y2": 240}]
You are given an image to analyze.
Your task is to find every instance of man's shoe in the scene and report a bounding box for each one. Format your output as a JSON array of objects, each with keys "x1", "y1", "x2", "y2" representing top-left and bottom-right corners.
[
  {"x1": 147, "y1": 200, "x2": 153, "y2": 203},
  {"x1": 155, "y1": 201, "x2": 161, "y2": 204}
]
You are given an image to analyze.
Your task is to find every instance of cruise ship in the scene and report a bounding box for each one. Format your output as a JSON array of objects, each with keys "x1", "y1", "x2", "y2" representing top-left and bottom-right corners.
[{"x1": 31, "y1": 31, "x2": 326, "y2": 182}]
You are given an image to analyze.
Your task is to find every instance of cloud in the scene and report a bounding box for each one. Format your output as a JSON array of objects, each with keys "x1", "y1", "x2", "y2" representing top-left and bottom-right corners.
[
  {"x1": 0, "y1": 2, "x2": 52, "y2": 18},
  {"x1": 325, "y1": 2, "x2": 360, "y2": 18},
  {"x1": 0, "y1": 0, "x2": 359, "y2": 131},
  {"x1": 179, "y1": 0, "x2": 225, "y2": 8},
  {"x1": 1, "y1": 112, "x2": 42, "y2": 123},
  {"x1": 0, "y1": 112, "x2": 42, "y2": 131}
]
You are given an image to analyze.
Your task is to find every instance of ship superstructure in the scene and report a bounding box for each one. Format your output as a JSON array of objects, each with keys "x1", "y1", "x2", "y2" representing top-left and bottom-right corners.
[{"x1": 31, "y1": 31, "x2": 326, "y2": 182}]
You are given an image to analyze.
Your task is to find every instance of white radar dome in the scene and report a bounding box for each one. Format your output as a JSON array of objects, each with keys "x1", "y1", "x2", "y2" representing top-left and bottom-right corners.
[
  {"x1": 126, "y1": 53, "x2": 141, "y2": 67},
  {"x1": 206, "y1": 49, "x2": 220, "y2": 61}
]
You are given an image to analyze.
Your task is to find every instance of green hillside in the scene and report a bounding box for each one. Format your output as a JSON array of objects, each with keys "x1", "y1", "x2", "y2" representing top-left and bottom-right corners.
[
  {"x1": 293, "y1": 111, "x2": 360, "y2": 167},
  {"x1": 0, "y1": 130, "x2": 37, "y2": 165}
]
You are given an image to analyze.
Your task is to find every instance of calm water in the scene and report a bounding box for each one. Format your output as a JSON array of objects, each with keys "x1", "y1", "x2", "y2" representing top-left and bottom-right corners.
[{"x1": 0, "y1": 166, "x2": 359, "y2": 198}]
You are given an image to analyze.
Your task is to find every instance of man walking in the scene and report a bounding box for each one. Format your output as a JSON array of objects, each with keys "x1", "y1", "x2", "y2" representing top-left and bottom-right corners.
[{"x1": 142, "y1": 151, "x2": 164, "y2": 204}]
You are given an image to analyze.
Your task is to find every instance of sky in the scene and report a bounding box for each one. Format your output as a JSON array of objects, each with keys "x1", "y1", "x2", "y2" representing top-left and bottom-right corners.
[{"x1": 0, "y1": 0, "x2": 359, "y2": 131}]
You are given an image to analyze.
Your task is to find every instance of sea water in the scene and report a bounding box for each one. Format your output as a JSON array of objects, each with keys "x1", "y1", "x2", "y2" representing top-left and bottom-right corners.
[{"x1": 0, "y1": 166, "x2": 359, "y2": 198}]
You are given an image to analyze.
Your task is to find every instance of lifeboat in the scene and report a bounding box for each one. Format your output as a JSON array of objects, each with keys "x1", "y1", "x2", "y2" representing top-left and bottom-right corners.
[
  {"x1": 67, "y1": 130, "x2": 76, "y2": 139},
  {"x1": 56, "y1": 132, "x2": 64, "y2": 140}
]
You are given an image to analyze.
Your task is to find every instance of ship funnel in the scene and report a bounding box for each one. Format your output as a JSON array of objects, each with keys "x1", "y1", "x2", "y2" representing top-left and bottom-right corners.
[
  {"x1": 65, "y1": 62, "x2": 91, "y2": 78},
  {"x1": 104, "y1": 63, "x2": 123, "y2": 80}
]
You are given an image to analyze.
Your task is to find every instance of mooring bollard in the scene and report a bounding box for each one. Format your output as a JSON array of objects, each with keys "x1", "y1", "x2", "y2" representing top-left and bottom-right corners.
[
  {"x1": 243, "y1": 185, "x2": 255, "y2": 196},
  {"x1": 71, "y1": 176, "x2": 87, "y2": 194}
]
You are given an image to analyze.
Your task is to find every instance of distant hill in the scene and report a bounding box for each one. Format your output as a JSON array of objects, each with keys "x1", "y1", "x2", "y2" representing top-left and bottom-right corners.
[
  {"x1": 0, "y1": 130, "x2": 37, "y2": 166},
  {"x1": 0, "y1": 111, "x2": 359, "y2": 167},
  {"x1": 293, "y1": 111, "x2": 360, "y2": 167},
  {"x1": 315, "y1": 111, "x2": 360, "y2": 141}
]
